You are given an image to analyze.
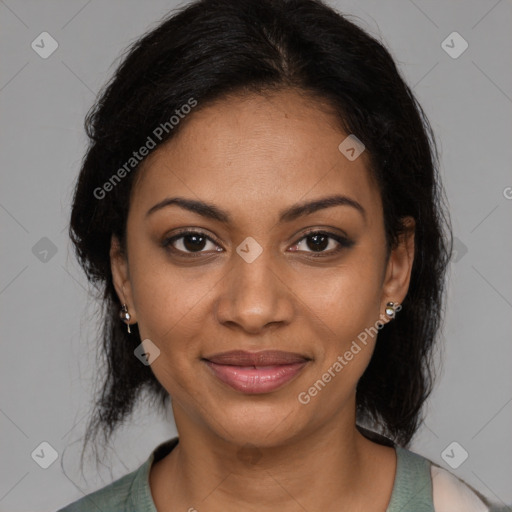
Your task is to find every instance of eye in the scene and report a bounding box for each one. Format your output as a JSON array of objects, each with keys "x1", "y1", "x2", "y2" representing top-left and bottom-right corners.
[
  {"x1": 162, "y1": 228, "x2": 354, "y2": 259},
  {"x1": 288, "y1": 230, "x2": 354, "y2": 257},
  {"x1": 162, "y1": 229, "x2": 222, "y2": 256}
]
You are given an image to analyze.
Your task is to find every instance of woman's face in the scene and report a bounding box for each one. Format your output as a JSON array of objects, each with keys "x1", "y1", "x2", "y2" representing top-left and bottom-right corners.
[{"x1": 111, "y1": 89, "x2": 414, "y2": 447}]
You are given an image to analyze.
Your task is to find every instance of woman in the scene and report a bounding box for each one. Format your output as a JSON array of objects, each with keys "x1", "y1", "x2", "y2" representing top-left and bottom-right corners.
[{"x1": 58, "y1": 0, "x2": 503, "y2": 510}]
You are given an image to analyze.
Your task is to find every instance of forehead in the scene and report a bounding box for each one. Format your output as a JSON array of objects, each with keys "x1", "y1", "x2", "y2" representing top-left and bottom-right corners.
[{"x1": 131, "y1": 90, "x2": 382, "y2": 226}]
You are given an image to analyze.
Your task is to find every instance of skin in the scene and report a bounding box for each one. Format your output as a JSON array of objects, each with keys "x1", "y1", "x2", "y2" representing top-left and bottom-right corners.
[{"x1": 111, "y1": 88, "x2": 415, "y2": 511}]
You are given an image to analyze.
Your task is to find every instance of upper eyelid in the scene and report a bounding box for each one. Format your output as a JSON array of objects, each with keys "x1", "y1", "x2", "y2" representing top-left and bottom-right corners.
[{"x1": 165, "y1": 229, "x2": 220, "y2": 245}]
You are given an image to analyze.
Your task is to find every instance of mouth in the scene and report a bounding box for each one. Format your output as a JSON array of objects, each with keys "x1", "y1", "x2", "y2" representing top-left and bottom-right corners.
[{"x1": 202, "y1": 350, "x2": 310, "y2": 394}]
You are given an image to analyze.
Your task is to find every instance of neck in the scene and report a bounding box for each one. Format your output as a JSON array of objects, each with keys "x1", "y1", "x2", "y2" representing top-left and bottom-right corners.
[{"x1": 150, "y1": 404, "x2": 396, "y2": 511}]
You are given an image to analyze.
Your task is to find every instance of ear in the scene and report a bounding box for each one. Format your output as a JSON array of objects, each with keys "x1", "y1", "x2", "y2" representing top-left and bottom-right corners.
[
  {"x1": 110, "y1": 235, "x2": 137, "y2": 324},
  {"x1": 380, "y1": 216, "x2": 415, "y2": 316}
]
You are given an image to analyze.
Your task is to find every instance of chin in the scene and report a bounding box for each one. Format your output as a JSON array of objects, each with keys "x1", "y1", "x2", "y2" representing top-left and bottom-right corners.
[{"x1": 207, "y1": 400, "x2": 305, "y2": 448}]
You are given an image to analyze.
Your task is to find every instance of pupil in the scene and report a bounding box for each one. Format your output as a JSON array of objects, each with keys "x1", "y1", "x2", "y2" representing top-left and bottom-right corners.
[
  {"x1": 307, "y1": 234, "x2": 328, "y2": 252},
  {"x1": 184, "y1": 234, "x2": 206, "y2": 252}
]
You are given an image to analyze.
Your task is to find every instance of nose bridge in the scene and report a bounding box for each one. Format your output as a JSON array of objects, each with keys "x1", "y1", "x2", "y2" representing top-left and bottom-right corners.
[{"x1": 215, "y1": 240, "x2": 292, "y2": 332}]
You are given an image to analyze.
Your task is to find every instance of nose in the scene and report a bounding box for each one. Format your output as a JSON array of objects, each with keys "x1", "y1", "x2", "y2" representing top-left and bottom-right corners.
[{"x1": 214, "y1": 245, "x2": 294, "y2": 334}]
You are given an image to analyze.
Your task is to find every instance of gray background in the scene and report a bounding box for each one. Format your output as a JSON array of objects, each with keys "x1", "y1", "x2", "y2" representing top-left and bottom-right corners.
[{"x1": 1, "y1": 0, "x2": 511, "y2": 510}]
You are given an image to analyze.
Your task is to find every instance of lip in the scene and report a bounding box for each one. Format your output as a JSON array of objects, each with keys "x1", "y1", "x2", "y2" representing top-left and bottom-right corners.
[{"x1": 203, "y1": 350, "x2": 310, "y2": 394}]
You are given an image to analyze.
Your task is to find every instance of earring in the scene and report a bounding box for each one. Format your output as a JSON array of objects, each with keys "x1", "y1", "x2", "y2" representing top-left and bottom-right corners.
[
  {"x1": 385, "y1": 301, "x2": 399, "y2": 319},
  {"x1": 119, "y1": 303, "x2": 131, "y2": 334}
]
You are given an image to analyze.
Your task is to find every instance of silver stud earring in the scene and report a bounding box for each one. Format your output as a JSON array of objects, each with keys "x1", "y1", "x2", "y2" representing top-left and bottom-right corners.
[
  {"x1": 120, "y1": 303, "x2": 131, "y2": 334},
  {"x1": 385, "y1": 301, "x2": 399, "y2": 318}
]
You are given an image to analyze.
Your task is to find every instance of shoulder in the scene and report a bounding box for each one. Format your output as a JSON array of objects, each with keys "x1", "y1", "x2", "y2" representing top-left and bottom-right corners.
[
  {"x1": 430, "y1": 463, "x2": 491, "y2": 512},
  {"x1": 397, "y1": 446, "x2": 499, "y2": 512},
  {"x1": 56, "y1": 437, "x2": 178, "y2": 511},
  {"x1": 56, "y1": 460, "x2": 149, "y2": 512},
  {"x1": 391, "y1": 446, "x2": 503, "y2": 512}
]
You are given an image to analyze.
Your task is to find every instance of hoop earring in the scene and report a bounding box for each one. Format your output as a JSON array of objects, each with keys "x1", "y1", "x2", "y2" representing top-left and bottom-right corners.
[
  {"x1": 385, "y1": 301, "x2": 399, "y2": 319},
  {"x1": 119, "y1": 303, "x2": 132, "y2": 334}
]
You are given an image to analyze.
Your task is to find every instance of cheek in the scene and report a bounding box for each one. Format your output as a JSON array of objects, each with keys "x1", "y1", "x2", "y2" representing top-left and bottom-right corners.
[
  {"x1": 128, "y1": 245, "x2": 210, "y2": 340},
  {"x1": 293, "y1": 261, "x2": 384, "y2": 385},
  {"x1": 295, "y1": 271, "x2": 383, "y2": 410},
  {"x1": 127, "y1": 254, "x2": 217, "y2": 396},
  {"x1": 294, "y1": 262, "x2": 383, "y2": 334},
  {"x1": 129, "y1": 262, "x2": 208, "y2": 397}
]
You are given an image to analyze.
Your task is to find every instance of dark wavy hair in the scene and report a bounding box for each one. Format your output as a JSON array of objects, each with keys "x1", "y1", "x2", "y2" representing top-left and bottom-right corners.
[{"x1": 69, "y1": 0, "x2": 452, "y2": 458}]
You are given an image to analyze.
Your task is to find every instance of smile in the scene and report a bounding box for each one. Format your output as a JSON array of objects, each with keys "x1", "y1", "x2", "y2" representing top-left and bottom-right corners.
[{"x1": 202, "y1": 350, "x2": 310, "y2": 394}]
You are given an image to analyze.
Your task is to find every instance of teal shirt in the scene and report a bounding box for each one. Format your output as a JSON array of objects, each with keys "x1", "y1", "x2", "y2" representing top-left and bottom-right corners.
[{"x1": 57, "y1": 437, "x2": 505, "y2": 511}]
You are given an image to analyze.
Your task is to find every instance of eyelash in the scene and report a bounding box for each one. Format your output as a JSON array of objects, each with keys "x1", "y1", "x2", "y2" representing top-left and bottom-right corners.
[{"x1": 161, "y1": 228, "x2": 355, "y2": 259}]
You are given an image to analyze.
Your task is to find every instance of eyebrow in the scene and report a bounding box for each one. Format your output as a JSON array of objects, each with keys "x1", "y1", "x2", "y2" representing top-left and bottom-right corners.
[{"x1": 146, "y1": 194, "x2": 366, "y2": 224}]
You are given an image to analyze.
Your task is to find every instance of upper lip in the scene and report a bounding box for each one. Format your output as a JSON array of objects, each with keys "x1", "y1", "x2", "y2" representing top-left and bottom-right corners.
[{"x1": 203, "y1": 350, "x2": 309, "y2": 366}]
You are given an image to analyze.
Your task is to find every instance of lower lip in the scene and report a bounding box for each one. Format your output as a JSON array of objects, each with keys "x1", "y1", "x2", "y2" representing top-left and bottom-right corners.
[{"x1": 204, "y1": 361, "x2": 308, "y2": 394}]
